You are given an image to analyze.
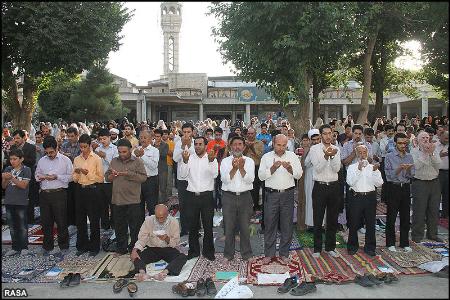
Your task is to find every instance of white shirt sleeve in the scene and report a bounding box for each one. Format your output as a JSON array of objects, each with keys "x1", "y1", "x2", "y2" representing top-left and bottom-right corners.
[
  {"x1": 346, "y1": 163, "x2": 361, "y2": 187},
  {"x1": 258, "y1": 153, "x2": 272, "y2": 181}
]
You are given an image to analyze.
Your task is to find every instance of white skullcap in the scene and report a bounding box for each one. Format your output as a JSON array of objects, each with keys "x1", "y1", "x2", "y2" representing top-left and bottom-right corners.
[
  {"x1": 109, "y1": 128, "x2": 119, "y2": 134},
  {"x1": 308, "y1": 129, "x2": 320, "y2": 139}
]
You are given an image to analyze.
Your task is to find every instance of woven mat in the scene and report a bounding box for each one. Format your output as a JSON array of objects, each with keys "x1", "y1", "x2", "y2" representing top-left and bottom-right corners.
[
  {"x1": 246, "y1": 251, "x2": 304, "y2": 286},
  {"x1": 339, "y1": 229, "x2": 400, "y2": 248},
  {"x1": 297, "y1": 248, "x2": 357, "y2": 283},
  {"x1": 296, "y1": 230, "x2": 346, "y2": 248},
  {"x1": 375, "y1": 249, "x2": 429, "y2": 275},
  {"x1": 376, "y1": 202, "x2": 387, "y2": 216},
  {"x1": 55, "y1": 251, "x2": 107, "y2": 281},
  {"x1": 335, "y1": 248, "x2": 401, "y2": 276},
  {"x1": 94, "y1": 253, "x2": 135, "y2": 280},
  {"x1": 187, "y1": 253, "x2": 247, "y2": 282},
  {"x1": 2, "y1": 225, "x2": 58, "y2": 245},
  {"x1": 379, "y1": 241, "x2": 442, "y2": 268}
]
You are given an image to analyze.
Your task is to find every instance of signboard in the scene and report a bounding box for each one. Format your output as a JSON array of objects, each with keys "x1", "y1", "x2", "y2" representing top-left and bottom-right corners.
[{"x1": 238, "y1": 87, "x2": 272, "y2": 102}]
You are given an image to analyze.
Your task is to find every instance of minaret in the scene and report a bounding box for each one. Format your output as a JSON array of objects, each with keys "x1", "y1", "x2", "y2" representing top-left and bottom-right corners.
[{"x1": 161, "y1": 2, "x2": 182, "y2": 75}]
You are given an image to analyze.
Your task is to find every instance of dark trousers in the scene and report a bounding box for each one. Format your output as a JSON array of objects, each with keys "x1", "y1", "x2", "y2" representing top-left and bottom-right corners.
[
  {"x1": 27, "y1": 174, "x2": 39, "y2": 224},
  {"x1": 141, "y1": 176, "x2": 159, "y2": 217},
  {"x1": 6, "y1": 204, "x2": 28, "y2": 251},
  {"x1": 312, "y1": 182, "x2": 340, "y2": 253},
  {"x1": 39, "y1": 190, "x2": 69, "y2": 251},
  {"x1": 261, "y1": 181, "x2": 266, "y2": 230},
  {"x1": 439, "y1": 170, "x2": 449, "y2": 218},
  {"x1": 411, "y1": 178, "x2": 441, "y2": 242},
  {"x1": 113, "y1": 203, "x2": 144, "y2": 253},
  {"x1": 264, "y1": 189, "x2": 295, "y2": 257},
  {"x1": 75, "y1": 185, "x2": 101, "y2": 252},
  {"x1": 222, "y1": 191, "x2": 253, "y2": 259},
  {"x1": 133, "y1": 247, "x2": 187, "y2": 276},
  {"x1": 214, "y1": 175, "x2": 223, "y2": 209},
  {"x1": 99, "y1": 183, "x2": 113, "y2": 229},
  {"x1": 186, "y1": 191, "x2": 215, "y2": 258},
  {"x1": 177, "y1": 179, "x2": 189, "y2": 234},
  {"x1": 67, "y1": 182, "x2": 77, "y2": 226},
  {"x1": 386, "y1": 183, "x2": 411, "y2": 248},
  {"x1": 380, "y1": 158, "x2": 387, "y2": 202},
  {"x1": 347, "y1": 191, "x2": 377, "y2": 252},
  {"x1": 251, "y1": 165, "x2": 262, "y2": 210},
  {"x1": 159, "y1": 169, "x2": 168, "y2": 204}
]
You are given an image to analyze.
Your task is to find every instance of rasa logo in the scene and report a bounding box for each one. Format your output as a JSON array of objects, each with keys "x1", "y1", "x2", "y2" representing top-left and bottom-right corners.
[{"x1": 3, "y1": 288, "x2": 28, "y2": 297}]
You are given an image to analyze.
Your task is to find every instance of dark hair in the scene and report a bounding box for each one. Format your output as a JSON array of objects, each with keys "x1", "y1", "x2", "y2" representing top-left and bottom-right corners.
[
  {"x1": 181, "y1": 123, "x2": 194, "y2": 131},
  {"x1": 352, "y1": 124, "x2": 364, "y2": 133},
  {"x1": 395, "y1": 123, "x2": 406, "y2": 132},
  {"x1": 425, "y1": 126, "x2": 436, "y2": 134},
  {"x1": 78, "y1": 133, "x2": 91, "y2": 145},
  {"x1": 12, "y1": 129, "x2": 25, "y2": 138},
  {"x1": 229, "y1": 135, "x2": 245, "y2": 145},
  {"x1": 194, "y1": 136, "x2": 208, "y2": 145},
  {"x1": 227, "y1": 132, "x2": 238, "y2": 141},
  {"x1": 98, "y1": 128, "x2": 110, "y2": 137},
  {"x1": 9, "y1": 148, "x2": 24, "y2": 159},
  {"x1": 117, "y1": 138, "x2": 132, "y2": 148},
  {"x1": 394, "y1": 132, "x2": 408, "y2": 142},
  {"x1": 124, "y1": 123, "x2": 134, "y2": 130},
  {"x1": 35, "y1": 130, "x2": 43, "y2": 137},
  {"x1": 344, "y1": 123, "x2": 352, "y2": 129},
  {"x1": 43, "y1": 136, "x2": 58, "y2": 150},
  {"x1": 66, "y1": 127, "x2": 78, "y2": 135},
  {"x1": 270, "y1": 129, "x2": 281, "y2": 137},
  {"x1": 205, "y1": 128, "x2": 214, "y2": 134},
  {"x1": 260, "y1": 123, "x2": 268, "y2": 129},
  {"x1": 384, "y1": 124, "x2": 395, "y2": 131},
  {"x1": 301, "y1": 133, "x2": 309, "y2": 140},
  {"x1": 162, "y1": 129, "x2": 170, "y2": 135},
  {"x1": 319, "y1": 124, "x2": 332, "y2": 134},
  {"x1": 153, "y1": 128, "x2": 163, "y2": 136},
  {"x1": 363, "y1": 127, "x2": 374, "y2": 136},
  {"x1": 213, "y1": 127, "x2": 223, "y2": 134}
]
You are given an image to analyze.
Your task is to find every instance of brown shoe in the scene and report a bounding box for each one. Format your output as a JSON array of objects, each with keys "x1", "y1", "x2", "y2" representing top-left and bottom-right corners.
[{"x1": 172, "y1": 281, "x2": 196, "y2": 297}]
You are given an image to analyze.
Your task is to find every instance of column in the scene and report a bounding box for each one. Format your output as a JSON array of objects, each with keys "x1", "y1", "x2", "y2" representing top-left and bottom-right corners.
[
  {"x1": 442, "y1": 102, "x2": 448, "y2": 117},
  {"x1": 199, "y1": 103, "x2": 204, "y2": 121},
  {"x1": 245, "y1": 104, "x2": 251, "y2": 124},
  {"x1": 151, "y1": 105, "x2": 157, "y2": 122},
  {"x1": 336, "y1": 106, "x2": 341, "y2": 120},
  {"x1": 396, "y1": 102, "x2": 401, "y2": 120},
  {"x1": 421, "y1": 97, "x2": 428, "y2": 118},
  {"x1": 147, "y1": 101, "x2": 152, "y2": 122},
  {"x1": 232, "y1": 107, "x2": 236, "y2": 124},
  {"x1": 343, "y1": 104, "x2": 348, "y2": 118},
  {"x1": 136, "y1": 99, "x2": 142, "y2": 123},
  {"x1": 141, "y1": 95, "x2": 147, "y2": 123},
  {"x1": 386, "y1": 104, "x2": 391, "y2": 119},
  {"x1": 324, "y1": 105, "x2": 329, "y2": 124}
]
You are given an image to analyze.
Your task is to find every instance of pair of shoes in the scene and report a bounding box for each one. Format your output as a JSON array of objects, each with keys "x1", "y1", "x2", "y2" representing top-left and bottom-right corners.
[
  {"x1": 387, "y1": 246, "x2": 397, "y2": 252},
  {"x1": 196, "y1": 278, "x2": 207, "y2": 296},
  {"x1": 60, "y1": 273, "x2": 81, "y2": 288},
  {"x1": 347, "y1": 248, "x2": 358, "y2": 255},
  {"x1": 366, "y1": 274, "x2": 383, "y2": 285},
  {"x1": 88, "y1": 251, "x2": 99, "y2": 257},
  {"x1": 354, "y1": 274, "x2": 375, "y2": 287},
  {"x1": 364, "y1": 250, "x2": 376, "y2": 257},
  {"x1": 76, "y1": 250, "x2": 87, "y2": 256},
  {"x1": 376, "y1": 272, "x2": 398, "y2": 284},
  {"x1": 113, "y1": 279, "x2": 129, "y2": 293},
  {"x1": 4, "y1": 249, "x2": 19, "y2": 256},
  {"x1": 277, "y1": 276, "x2": 298, "y2": 294},
  {"x1": 172, "y1": 281, "x2": 196, "y2": 297},
  {"x1": 205, "y1": 277, "x2": 217, "y2": 295},
  {"x1": 326, "y1": 250, "x2": 339, "y2": 257},
  {"x1": 289, "y1": 282, "x2": 317, "y2": 296}
]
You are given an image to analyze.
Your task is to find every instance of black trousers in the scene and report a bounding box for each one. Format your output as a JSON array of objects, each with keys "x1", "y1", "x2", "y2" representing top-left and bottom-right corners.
[
  {"x1": 67, "y1": 182, "x2": 77, "y2": 226},
  {"x1": 27, "y1": 173, "x2": 39, "y2": 224},
  {"x1": 439, "y1": 170, "x2": 449, "y2": 218},
  {"x1": 186, "y1": 191, "x2": 215, "y2": 258},
  {"x1": 141, "y1": 176, "x2": 159, "y2": 217},
  {"x1": 214, "y1": 174, "x2": 223, "y2": 209},
  {"x1": 98, "y1": 183, "x2": 113, "y2": 229},
  {"x1": 386, "y1": 183, "x2": 411, "y2": 248},
  {"x1": 39, "y1": 190, "x2": 69, "y2": 251},
  {"x1": 75, "y1": 184, "x2": 101, "y2": 252},
  {"x1": 113, "y1": 203, "x2": 144, "y2": 253},
  {"x1": 380, "y1": 158, "x2": 387, "y2": 202},
  {"x1": 251, "y1": 165, "x2": 262, "y2": 210},
  {"x1": 133, "y1": 247, "x2": 188, "y2": 276},
  {"x1": 347, "y1": 191, "x2": 377, "y2": 252},
  {"x1": 177, "y1": 179, "x2": 189, "y2": 234},
  {"x1": 312, "y1": 181, "x2": 340, "y2": 253}
]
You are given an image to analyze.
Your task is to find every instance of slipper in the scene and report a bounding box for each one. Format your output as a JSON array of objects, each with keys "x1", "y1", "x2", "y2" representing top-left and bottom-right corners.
[
  {"x1": 354, "y1": 275, "x2": 375, "y2": 287},
  {"x1": 113, "y1": 278, "x2": 129, "y2": 293},
  {"x1": 60, "y1": 273, "x2": 73, "y2": 288},
  {"x1": 68, "y1": 273, "x2": 81, "y2": 287},
  {"x1": 127, "y1": 282, "x2": 138, "y2": 297},
  {"x1": 289, "y1": 282, "x2": 317, "y2": 296},
  {"x1": 366, "y1": 274, "x2": 383, "y2": 285}
]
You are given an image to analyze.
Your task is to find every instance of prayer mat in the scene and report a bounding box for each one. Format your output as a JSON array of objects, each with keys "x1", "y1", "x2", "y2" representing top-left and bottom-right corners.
[
  {"x1": 375, "y1": 249, "x2": 429, "y2": 275},
  {"x1": 376, "y1": 201, "x2": 387, "y2": 216},
  {"x1": 2, "y1": 224, "x2": 58, "y2": 245},
  {"x1": 335, "y1": 248, "x2": 397, "y2": 276},
  {"x1": 339, "y1": 229, "x2": 398, "y2": 248},
  {"x1": 296, "y1": 248, "x2": 357, "y2": 284},
  {"x1": 56, "y1": 251, "x2": 107, "y2": 281},
  {"x1": 187, "y1": 253, "x2": 247, "y2": 283},
  {"x1": 439, "y1": 218, "x2": 449, "y2": 229},
  {"x1": 378, "y1": 241, "x2": 442, "y2": 268},
  {"x1": 2, "y1": 247, "x2": 70, "y2": 283},
  {"x1": 296, "y1": 230, "x2": 347, "y2": 248},
  {"x1": 145, "y1": 257, "x2": 198, "y2": 283},
  {"x1": 94, "y1": 253, "x2": 135, "y2": 280},
  {"x1": 420, "y1": 239, "x2": 449, "y2": 249},
  {"x1": 246, "y1": 251, "x2": 305, "y2": 286}
]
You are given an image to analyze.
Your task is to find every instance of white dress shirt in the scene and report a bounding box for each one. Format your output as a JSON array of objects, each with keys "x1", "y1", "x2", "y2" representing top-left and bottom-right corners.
[
  {"x1": 220, "y1": 155, "x2": 255, "y2": 193},
  {"x1": 179, "y1": 152, "x2": 218, "y2": 193},
  {"x1": 133, "y1": 144, "x2": 159, "y2": 177},
  {"x1": 173, "y1": 140, "x2": 195, "y2": 181},
  {"x1": 95, "y1": 142, "x2": 119, "y2": 182},
  {"x1": 346, "y1": 162, "x2": 384, "y2": 193},
  {"x1": 258, "y1": 150, "x2": 303, "y2": 189},
  {"x1": 435, "y1": 142, "x2": 449, "y2": 170},
  {"x1": 309, "y1": 142, "x2": 341, "y2": 182}
]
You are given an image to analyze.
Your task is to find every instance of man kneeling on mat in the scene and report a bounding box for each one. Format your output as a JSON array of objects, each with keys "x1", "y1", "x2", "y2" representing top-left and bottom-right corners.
[{"x1": 131, "y1": 204, "x2": 187, "y2": 281}]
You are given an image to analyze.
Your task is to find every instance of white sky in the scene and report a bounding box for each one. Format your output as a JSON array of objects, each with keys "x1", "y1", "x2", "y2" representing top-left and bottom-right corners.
[{"x1": 107, "y1": 2, "x2": 423, "y2": 86}]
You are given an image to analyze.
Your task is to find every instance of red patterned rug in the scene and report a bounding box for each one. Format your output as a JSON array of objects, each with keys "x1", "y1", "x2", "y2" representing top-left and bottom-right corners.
[
  {"x1": 187, "y1": 253, "x2": 247, "y2": 282},
  {"x1": 336, "y1": 248, "x2": 401, "y2": 276},
  {"x1": 296, "y1": 248, "x2": 357, "y2": 284},
  {"x1": 246, "y1": 251, "x2": 305, "y2": 286},
  {"x1": 2, "y1": 225, "x2": 58, "y2": 245}
]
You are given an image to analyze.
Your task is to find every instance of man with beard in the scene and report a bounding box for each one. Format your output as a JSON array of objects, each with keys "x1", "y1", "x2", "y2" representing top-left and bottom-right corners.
[{"x1": 220, "y1": 136, "x2": 255, "y2": 261}]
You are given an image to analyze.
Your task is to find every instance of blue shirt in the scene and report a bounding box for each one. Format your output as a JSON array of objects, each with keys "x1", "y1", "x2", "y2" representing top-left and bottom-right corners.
[
  {"x1": 256, "y1": 133, "x2": 272, "y2": 153},
  {"x1": 340, "y1": 140, "x2": 373, "y2": 169},
  {"x1": 384, "y1": 149, "x2": 415, "y2": 183}
]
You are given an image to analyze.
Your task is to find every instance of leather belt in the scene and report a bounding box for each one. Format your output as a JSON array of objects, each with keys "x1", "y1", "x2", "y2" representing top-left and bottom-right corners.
[
  {"x1": 352, "y1": 190, "x2": 375, "y2": 196},
  {"x1": 265, "y1": 186, "x2": 295, "y2": 193},
  {"x1": 412, "y1": 178, "x2": 438, "y2": 182},
  {"x1": 192, "y1": 191, "x2": 212, "y2": 196},
  {"x1": 390, "y1": 182, "x2": 410, "y2": 188},
  {"x1": 224, "y1": 190, "x2": 250, "y2": 196},
  {"x1": 315, "y1": 181, "x2": 338, "y2": 186},
  {"x1": 41, "y1": 188, "x2": 65, "y2": 193},
  {"x1": 80, "y1": 184, "x2": 97, "y2": 189}
]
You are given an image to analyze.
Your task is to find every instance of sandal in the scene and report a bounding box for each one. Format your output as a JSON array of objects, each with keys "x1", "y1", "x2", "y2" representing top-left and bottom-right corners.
[
  {"x1": 172, "y1": 281, "x2": 196, "y2": 297},
  {"x1": 113, "y1": 278, "x2": 129, "y2": 293},
  {"x1": 289, "y1": 282, "x2": 317, "y2": 296},
  {"x1": 127, "y1": 282, "x2": 138, "y2": 297},
  {"x1": 60, "y1": 273, "x2": 73, "y2": 288}
]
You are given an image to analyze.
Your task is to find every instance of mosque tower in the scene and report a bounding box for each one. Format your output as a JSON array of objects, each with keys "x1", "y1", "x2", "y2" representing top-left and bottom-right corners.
[{"x1": 160, "y1": 2, "x2": 182, "y2": 75}]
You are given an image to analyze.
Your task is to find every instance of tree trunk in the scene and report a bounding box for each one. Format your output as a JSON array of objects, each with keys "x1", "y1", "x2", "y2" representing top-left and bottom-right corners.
[
  {"x1": 284, "y1": 100, "x2": 310, "y2": 138},
  {"x1": 357, "y1": 33, "x2": 378, "y2": 125},
  {"x1": 14, "y1": 75, "x2": 35, "y2": 131},
  {"x1": 312, "y1": 74, "x2": 320, "y2": 123},
  {"x1": 373, "y1": 38, "x2": 386, "y2": 121},
  {"x1": 374, "y1": 89, "x2": 384, "y2": 120}
]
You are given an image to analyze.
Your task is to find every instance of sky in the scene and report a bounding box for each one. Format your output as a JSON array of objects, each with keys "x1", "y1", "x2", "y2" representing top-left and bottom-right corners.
[{"x1": 107, "y1": 2, "x2": 422, "y2": 86}]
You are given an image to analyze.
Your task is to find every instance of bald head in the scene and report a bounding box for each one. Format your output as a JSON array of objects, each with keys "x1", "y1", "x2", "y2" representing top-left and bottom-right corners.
[
  {"x1": 155, "y1": 204, "x2": 169, "y2": 224},
  {"x1": 274, "y1": 134, "x2": 288, "y2": 144},
  {"x1": 273, "y1": 134, "x2": 288, "y2": 156}
]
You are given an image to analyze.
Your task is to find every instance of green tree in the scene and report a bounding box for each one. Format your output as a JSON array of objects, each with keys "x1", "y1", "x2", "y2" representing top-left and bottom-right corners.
[
  {"x1": 209, "y1": 2, "x2": 359, "y2": 134},
  {"x1": 2, "y1": 2, "x2": 132, "y2": 130},
  {"x1": 68, "y1": 63, "x2": 128, "y2": 122}
]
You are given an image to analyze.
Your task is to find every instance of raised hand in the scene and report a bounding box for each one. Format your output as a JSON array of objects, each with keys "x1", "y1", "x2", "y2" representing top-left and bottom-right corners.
[
  {"x1": 208, "y1": 149, "x2": 216, "y2": 162},
  {"x1": 182, "y1": 150, "x2": 190, "y2": 163}
]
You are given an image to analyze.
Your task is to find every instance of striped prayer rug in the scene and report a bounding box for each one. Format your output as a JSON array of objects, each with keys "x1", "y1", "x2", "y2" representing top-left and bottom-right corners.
[
  {"x1": 378, "y1": 241, "x2": 442, "y2": 268},
  {"x1": 335, "y1": 248, "x2": 400, "y2": 276},
  {"x1": 375, "y1": 249, "x2": 429, "y2": 275}
]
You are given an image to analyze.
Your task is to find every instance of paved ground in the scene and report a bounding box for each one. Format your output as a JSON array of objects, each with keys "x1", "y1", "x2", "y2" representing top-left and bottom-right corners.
[{"x1": 2, "y1": 274, "x2": 449, "y2": 298}]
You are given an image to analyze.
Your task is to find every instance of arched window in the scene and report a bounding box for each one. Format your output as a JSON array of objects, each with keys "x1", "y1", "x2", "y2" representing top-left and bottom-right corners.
[
  {"x1": 169, "y1": 7, "x2": 176, "y2": 14},
  {"x1": 177, "y1": 8, "x2": 181, "y2": 15},
  {"x1": 168, "y1": 37, "x2": 174, "y2": 71},
  {"x1": 162, "y1": 7, "x2": 167, "y2": 15}
]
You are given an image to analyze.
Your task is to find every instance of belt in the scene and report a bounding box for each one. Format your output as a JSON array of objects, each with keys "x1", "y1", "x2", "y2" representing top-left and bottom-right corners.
[
  {"x1": 412, "y1": 178, "x2": 438, "y2": 182},
  {"x1": 80, "y1": 184, "x2": 98, "y2": 189},
  {"x1": 390, "y1": 182, "x2": 410, "y2": 188},
  {"x1": 315, "y1": 181, "x2": 339, "y2": 186},
  {"x1": 192, "y1": 191, "x2": 212, "y2": 196},
  {"x1": 223, "y1": 190, "x2": 250, "y2": 196},
  {"x1": 41, "y1": 188, "x2": 65, "y2": 193},
  {"x1": 352, "y1": 190, "x2": 375, "y2": 196},
  {"x1": 147, "y1": 175, "x2": 158, "y2": 179},
  {"x1": 265, "y1": 186, "x2": 295, "y2": 193},
  {"x1": 440, "y1": 169, "x2": 449, "y2": 172}
]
